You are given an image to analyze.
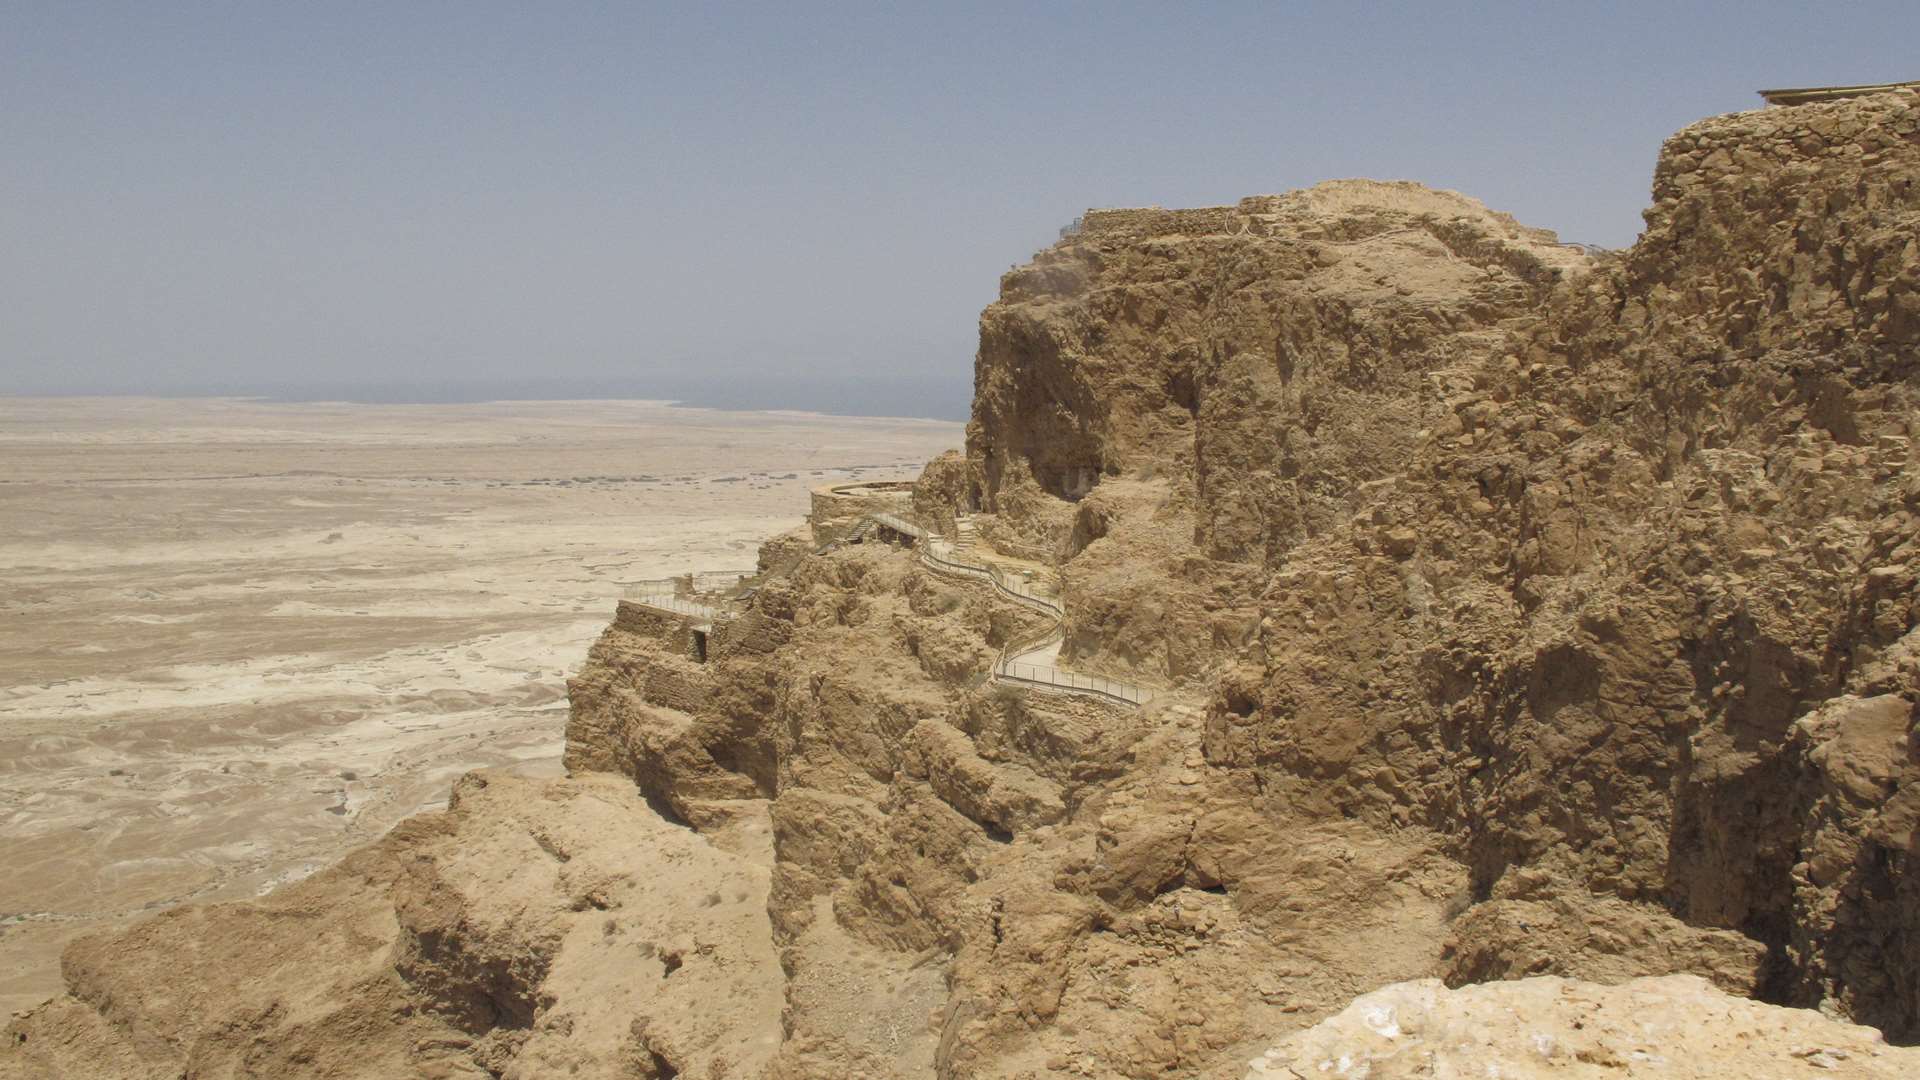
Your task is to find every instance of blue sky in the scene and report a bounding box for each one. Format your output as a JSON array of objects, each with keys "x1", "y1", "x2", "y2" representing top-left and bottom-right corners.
[{"x1": 4, "y1": 2, "x2": 1915, "y2": 404}]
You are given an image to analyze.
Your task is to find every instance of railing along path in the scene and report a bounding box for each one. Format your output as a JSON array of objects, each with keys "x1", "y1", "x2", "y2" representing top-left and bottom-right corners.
[
  {"x1": 632, "y1": 594, "x2": 721, "y2": 623},
  {"x1": 620, "y1": 510, "x2": 1150, "y2": 708},
  {"x1": 912, "y1": 527, "x2": 1150, "y2": 708},
  {"x1": 693, "y1": 569, "x2": 757, "y2": 594}
]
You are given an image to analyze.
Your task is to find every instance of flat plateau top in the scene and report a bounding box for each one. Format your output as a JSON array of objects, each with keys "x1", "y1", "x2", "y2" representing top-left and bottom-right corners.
[{"x1": 1759, "y1": 80, "x2": 1920, "y2": 106}]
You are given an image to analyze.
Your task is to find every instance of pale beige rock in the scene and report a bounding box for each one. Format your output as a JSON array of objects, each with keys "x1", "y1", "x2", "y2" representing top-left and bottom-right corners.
[
  {"x1": 3, "y1": 772, "x2": 784, "y2": 1079},
  {"x1": 1245, "y1": 975, "x2": 1920, "y2": 1079}
]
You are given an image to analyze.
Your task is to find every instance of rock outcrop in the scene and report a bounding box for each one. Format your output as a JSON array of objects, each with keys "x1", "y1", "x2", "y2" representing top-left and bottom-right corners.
[
  {"x1": 8, "y1": 89, "x2": 1920, "y2": 1079},
  {"x1": 1246, "y1": 974, "x2": 1920, "y2": 1078},
  {"x1": 3, "y1": 773, "x2": 782, "y2": 1079}
]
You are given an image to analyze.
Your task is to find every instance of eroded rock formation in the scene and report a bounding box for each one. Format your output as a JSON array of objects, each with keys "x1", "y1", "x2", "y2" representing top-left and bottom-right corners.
[
  {"x1": 1245, "y1": 974, "x2": 1920, "y2": 1078},
  {"x1": 7, "y1": 89, "x2": 1919, "y2": 1079},
  {"x1": 3, "y1": 772, "x2": 780, "y2": 1079}
]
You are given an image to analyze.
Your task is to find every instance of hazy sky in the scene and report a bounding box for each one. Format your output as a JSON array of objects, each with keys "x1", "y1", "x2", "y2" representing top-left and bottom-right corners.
[{"x1": 4, "y1": 2, "x2": 1916, "y2": 403}]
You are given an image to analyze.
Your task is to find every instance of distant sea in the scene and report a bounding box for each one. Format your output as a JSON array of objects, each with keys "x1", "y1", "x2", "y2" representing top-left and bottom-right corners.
[{"x1": 21, "y1": 374, "x2": 973, "y2": 423}]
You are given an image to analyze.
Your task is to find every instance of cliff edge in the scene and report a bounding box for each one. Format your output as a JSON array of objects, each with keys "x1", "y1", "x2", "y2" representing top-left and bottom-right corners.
[{"x1": 7, "y1": 89, "x2": 1919, "y2": 1079}]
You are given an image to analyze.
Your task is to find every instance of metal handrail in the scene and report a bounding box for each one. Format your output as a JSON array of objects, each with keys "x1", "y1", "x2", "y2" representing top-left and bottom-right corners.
[
  {"x1": 996, "y1": 661, "x2": 1149, "y2": 706},
  {"x1": 996, "y1": 614, "x2": 1065, "y2": 665},
  {"x1": 989, "y1": 613, "x2": 1149, "y2": 707},
  {"x1": 692, "y1": 569, "x2": 756, "y2": 592},
  {"x1": 615, "y1": 511, "x2": 1149, "y2": 706},
  {"x1": 867, "y1": 510, "x2": 1150, "y2": 708},
  {"x1": 630, "y1": 594, "x2": 720, "y2": 622},
  {"x1": 921, "y1": 541, "x2": 1061, "y2": 617},
  {"x1": 919, "y1": 542, "x2": 993, "y2": 580},
  {"x1": 868, "y1": 511, "x2": 928, "y2": 541}
]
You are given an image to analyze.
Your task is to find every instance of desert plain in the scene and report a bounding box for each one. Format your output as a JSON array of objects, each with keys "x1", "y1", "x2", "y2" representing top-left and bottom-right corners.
[{"x1": 0, "y1": 395, "x2": 960, "y2": 1016}]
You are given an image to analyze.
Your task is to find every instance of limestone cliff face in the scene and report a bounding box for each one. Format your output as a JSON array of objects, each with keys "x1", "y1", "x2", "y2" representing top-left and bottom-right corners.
[
  {"x1": 1198, "y1": 92, "x2": 1919, "y2": 1034},
  {"x1": 933, "y1": 88, "x2": 1917, "y2": 1068},
  {"x1": 558, "y1": 90, "x2": 1918, "y2": 1074},
  {"x1": 967, "y1": 181, "x2": 1587, "y2": 565},
  {"x1": 8, "y1": 91, "x2": 1919, "y2": 1080},
  {"x1": 955, "y1": 181, "x2": 1591, "y2": 687},
  {"x1": 1196, "y1": 89, "x2": 1920, "y2": 1035}
]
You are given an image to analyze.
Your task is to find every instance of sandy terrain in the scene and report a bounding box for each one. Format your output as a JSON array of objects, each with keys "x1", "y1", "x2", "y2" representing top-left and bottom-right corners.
[{"x1": 0, "y1": 395, "x2": 959, "y2": 1016}]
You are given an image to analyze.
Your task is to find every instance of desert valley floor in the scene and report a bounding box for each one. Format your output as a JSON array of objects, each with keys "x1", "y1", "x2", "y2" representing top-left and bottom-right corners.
[{"x1": 0, "y1": 395, "x2": 960, "y2": 1015}]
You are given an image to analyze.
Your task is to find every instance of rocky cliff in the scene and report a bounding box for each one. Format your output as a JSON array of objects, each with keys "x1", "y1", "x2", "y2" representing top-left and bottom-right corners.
[{"x1": 7, "y1": 90, "x2": 1918, "y2": 1079}]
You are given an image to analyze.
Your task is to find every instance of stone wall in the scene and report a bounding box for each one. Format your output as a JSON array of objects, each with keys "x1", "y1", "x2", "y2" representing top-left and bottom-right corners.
[
  {"x1": 1079, "y1": 204, "x2": 1241, "y2": 238},
  {"x1": 612, "y1": 599, "x2": 704, "y2": 662},
  {"x1": 1634, "y1": 88, "x2": 1920, "y2": 356},
  {"x1": 806, "y1": 481, "x2": 915, "y2": 546}
]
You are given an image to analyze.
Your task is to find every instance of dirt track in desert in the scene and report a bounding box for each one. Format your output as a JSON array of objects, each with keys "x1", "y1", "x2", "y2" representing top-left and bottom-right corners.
[{"x1": 0, "y1": 395, "x2": 960, "y2": 1015}]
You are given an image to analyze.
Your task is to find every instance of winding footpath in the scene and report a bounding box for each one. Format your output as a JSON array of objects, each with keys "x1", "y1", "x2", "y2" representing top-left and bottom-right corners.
[
  {"x1": 629, "y1": 514, "x2": 1151, "y2": 708},
  {"x1": 910, "y1": 520, "x2": 1151, "y2": 708}
]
